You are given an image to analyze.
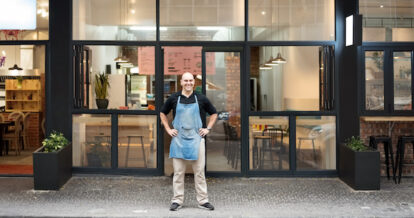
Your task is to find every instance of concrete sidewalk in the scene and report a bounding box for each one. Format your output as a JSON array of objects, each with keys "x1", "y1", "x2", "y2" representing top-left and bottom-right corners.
[{"x1": 0, "y1": 176, "x2": 413, "y2": 217}]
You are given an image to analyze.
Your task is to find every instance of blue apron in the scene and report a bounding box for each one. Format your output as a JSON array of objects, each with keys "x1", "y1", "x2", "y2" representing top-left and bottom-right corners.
[{"x1": 169, "y1": 95, "x2": 203, "y2": 160}]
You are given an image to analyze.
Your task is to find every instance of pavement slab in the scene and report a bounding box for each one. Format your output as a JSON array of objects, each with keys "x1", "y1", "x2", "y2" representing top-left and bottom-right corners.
[{"x1": 0, "y1": 176, "x2": 413, "y2": 217}]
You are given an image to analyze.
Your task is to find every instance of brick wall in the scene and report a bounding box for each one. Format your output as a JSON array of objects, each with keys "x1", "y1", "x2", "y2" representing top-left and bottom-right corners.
[
  {"x1": 360, "y1": 119, "x2": 414, "y2": 176},
  {"x1": 225, "y1": 54, "x2": 241, "y2": 134}
]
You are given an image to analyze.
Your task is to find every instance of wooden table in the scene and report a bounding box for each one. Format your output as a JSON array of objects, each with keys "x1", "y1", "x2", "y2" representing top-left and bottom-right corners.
[{"x1": 361, "y1": 116, "x2": 414, "y2": 136}]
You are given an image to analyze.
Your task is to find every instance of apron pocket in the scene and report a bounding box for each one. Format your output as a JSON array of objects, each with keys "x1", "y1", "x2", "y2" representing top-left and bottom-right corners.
[{"x1": 181, "y1": 128, "x2": 196, "y2": 139}]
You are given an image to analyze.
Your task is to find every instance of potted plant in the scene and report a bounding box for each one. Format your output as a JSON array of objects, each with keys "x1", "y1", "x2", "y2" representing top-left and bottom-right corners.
[
  {"x1": 95, "y1": 73, "x2": 110, "y2": 109},
  {"x1": 33, "y1": 131, "x2": 72, "y2": 190},
  {"x1": 339, "y1": 136, "x2": 380, "y2": 190}
]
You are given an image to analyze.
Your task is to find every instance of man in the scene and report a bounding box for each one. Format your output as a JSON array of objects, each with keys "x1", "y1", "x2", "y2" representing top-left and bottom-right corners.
[{"x1": 160, "y1": 72, "x2": 218, "y2": 211}]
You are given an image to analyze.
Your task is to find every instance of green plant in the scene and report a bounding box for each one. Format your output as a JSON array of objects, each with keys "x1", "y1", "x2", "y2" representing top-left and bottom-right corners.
[
  {"x1": 94, "y1": 73, "x2": 110, "y2": 99},
  {"x1": 345, "y1": 136, "x2": 368, "y2": 151},
  {"x1": 42, "y1": 131, "x2": 69, "y2": 153}
]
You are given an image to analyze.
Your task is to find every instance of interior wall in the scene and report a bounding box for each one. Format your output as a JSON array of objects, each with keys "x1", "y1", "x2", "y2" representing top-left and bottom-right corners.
[{"x1": 283, "y1": 46, "x2": 319, "y2": 110}]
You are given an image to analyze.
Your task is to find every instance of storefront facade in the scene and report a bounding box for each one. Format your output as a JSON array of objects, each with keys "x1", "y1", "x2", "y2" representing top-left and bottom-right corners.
[{"x1": 1, "y1": 0, "x2": 413, "y2": 177}]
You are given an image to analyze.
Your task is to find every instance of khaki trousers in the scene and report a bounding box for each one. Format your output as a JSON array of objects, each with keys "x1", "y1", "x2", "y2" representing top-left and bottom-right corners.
[{"x1": 171, "y1": 138, "x2": 208, "y2": 205}]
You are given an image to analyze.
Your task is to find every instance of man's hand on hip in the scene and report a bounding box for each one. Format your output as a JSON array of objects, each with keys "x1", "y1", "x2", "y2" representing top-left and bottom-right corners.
[
  {"x1": 167, "y1": 129, "x2": 178, "y2": 137},
  {"x1": 199, "y1": 128, "x2": 210, "y2": 137}
]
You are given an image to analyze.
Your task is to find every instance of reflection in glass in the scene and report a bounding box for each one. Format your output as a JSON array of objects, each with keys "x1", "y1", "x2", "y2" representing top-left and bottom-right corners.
[
  {"x1": 73, "y1": 46, "x2": 155, "y2": 110},
  {"x1": 249, "y1": 0, "x2": 335, "y2": 41},
  {"x1": 296, "y1": 116, "x2": 335, "y2": 170},
  {"x1": 73, "y1": 0, "x2": 156, "y2": 41},
  {"x1": 0, "y1": 0, "x2": 49, "y2": 40},
  {"x1": 365, "y1": 51, "x2": 384, "y2": 110},
  {"x1": 72, "y1": 114, "x2": 111, "y2": 168},
  {"x1": 249, "y1": 116, "x2": 289, "y2": 170},
  {"x1": 160, "y1": 0, "x2": 244, "y2": 41},
  {"x1": 118, "y1": 115, "x2": 157, "y2": 168},
  {"x1": 250, "y1": 46, "x2": 326, "y2": 111},
  {"x1": 394, "y1": 52, "x2": 412, "y2": 110},
  {"x1": 206, "y1": 52, "x2": 241, "y2": 172},
  {"x1": 360, "y1": 0, "x2": 414, "y2": 42}
]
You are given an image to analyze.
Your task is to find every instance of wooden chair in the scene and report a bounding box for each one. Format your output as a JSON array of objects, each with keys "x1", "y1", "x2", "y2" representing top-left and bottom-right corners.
[
  {"x1": 2, "y1": 115, "x2": 23, "y2": 155},
  {"x1": 22, "y1": 112, "x2": 31, "y2": 149}
]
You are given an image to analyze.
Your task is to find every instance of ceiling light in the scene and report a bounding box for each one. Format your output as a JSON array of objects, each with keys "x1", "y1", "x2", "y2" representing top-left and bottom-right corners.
[
  {"x1": 272, "y1": 53, "x2": 287, "y2": 64},
  {"x1": 380, "y1": 5, "x2": 384, "y2": 8},
  {"x1": 261, "y1": 11, "x2": 266, "y2": 15},
  {"x1": 259, "y1": 64, "x2": 272, "y2": 70},
  {"x1": 9, "y1": 64, "x2": 23, "y2": 71},
  {"x1": 265, "y1": 57, "x2": 279, "y2": 66},
  {"x1": 130, "y1": 9, "x2": 135, "y2": 14}
]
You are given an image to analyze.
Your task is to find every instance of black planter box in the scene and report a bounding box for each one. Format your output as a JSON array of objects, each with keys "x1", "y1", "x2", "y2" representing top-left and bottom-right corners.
[
  {"x1": 339, "y1": 143, "x2": 380, "y2": 190},
  {"x1": 33, "y1": 143, "x2": 72, "y2": 190}
]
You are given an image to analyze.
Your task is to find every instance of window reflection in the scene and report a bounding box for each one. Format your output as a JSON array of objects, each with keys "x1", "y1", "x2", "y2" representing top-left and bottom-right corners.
[
  {"x1": 73, "y1": 46, "x2": 155, "y2": 110},
  {"x1": 73, "y1": 0, "x2": 156, "y2": 41},
  {"x1": 365, "y1": 51, "x2": 384, "y2": 110},
  {"x1": 118, "y1": 115, "x2": 157, "y2": 168},
  {"x1": 250, "y1": 46, "x2": 334, "y2": 111},
  {"x1": 249, "y1": 0, "x2": 335, "y2": 41},
  {"x1": 360, "y1": 0, "x2": 414, "y2": 42},
  {"x1": 393, "y1": 52, "x2": 412, "y2": 110},
  {"x1": 249, "y1": 116, "x2": 289, "y2": 170},
  {"x1": 72, "y1": 114, "x2": 112, "y2": 168},
  {"x1": 160, "y1": 0, "x2": 244, "y2": 41},
  {"x1": 296, "y1": 116, "x2": 336, "y2": 170}
]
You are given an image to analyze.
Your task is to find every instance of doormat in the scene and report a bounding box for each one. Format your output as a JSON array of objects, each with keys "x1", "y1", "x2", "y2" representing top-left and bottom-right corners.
[{"x1": 0, "y1": 165, "x2": 33, "y2": 175}]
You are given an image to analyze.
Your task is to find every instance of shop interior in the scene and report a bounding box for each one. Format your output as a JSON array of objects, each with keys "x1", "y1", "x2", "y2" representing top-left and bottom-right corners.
[{"x1": 0, "y1": 45, "x2": 46, "y2": 175}]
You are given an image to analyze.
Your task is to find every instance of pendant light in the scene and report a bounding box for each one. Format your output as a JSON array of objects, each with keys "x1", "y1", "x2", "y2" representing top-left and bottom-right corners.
[
  {"x1": 272, "y1": 52, "x2": 286, "y2": 64},
  {"x1": 271, "y1": 0, "x2": 287, "y2": 64},
  {"x1": 114, "y1": 47, "x2": 128, "y2": 62},
  {"x1": 8, "y1": 46, "x2": 23, "y2": 71},
  {"x1": 259, "y1": 47, "x2": 273, "y2": 70}
]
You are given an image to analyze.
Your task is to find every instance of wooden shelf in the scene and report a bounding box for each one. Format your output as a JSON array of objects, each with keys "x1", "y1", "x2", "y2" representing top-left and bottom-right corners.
[{"x1": 5, "y1": 79, "x2": 41, "y2": 112}]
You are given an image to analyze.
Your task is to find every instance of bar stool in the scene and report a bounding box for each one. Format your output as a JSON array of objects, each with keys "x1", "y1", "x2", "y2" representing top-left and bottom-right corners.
[
  {"x1": 253, "y1": 135, "x2": 270, "y2": 169},
  {"x1": 395, "y1": 136, "x2": 414, "y2": 184},
  {"x1": 369, "y1": 136, "x2": 395, "y2": 180},
  {"x1": 260, "y1": 128, "x2": 284, "y2": 170},
  {"x1": 125, "y1": 135, "x2": 147, "y2": 168}
]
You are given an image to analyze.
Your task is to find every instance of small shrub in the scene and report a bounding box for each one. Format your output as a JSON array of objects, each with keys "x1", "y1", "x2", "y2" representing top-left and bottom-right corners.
[
  {"x1": 345, "y1": 136, "x2": 368, "y2": 151},
  {"x1": 42, "y1": 131, "x2": 69, "y2": 153}
]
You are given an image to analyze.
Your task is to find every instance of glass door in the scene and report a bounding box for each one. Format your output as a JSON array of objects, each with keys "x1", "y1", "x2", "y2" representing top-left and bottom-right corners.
[{"x1": 202, "y1": 48, "x2": 243, "y2": 174}]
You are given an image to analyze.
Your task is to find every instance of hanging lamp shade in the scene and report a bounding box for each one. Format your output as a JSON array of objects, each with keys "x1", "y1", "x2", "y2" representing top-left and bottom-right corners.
[
  {"x1": 272, "y1": 52, "x2": 287, "y2": 64},
  {"x1": 8, "y1": 64, "x2": 23, "y2": 70},
  {"x1": 265, "y1": 56, "x2": 279, "y2": 66},
  {"x1": 114, "y1": 56, "x2": 128, "y2": 62},
  {"x1": 259, "y1": 64, "x2": 272, "y2": 70}
]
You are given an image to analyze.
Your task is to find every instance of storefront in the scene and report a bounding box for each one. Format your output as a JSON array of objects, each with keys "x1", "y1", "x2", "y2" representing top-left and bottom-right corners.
[{"x1": 1, "y1": 0, "x2": 413, "y2": 177}]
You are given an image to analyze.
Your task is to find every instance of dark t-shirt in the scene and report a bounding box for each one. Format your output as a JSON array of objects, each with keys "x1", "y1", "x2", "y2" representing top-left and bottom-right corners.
[{"x1": 161, "y1": 91, "x2": 217, "y2": 128}]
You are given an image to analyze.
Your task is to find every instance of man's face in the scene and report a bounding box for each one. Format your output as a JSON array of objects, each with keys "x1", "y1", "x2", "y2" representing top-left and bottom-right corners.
[{"x1": 180, "y1": 73, "x2": 195, "y2": 92}]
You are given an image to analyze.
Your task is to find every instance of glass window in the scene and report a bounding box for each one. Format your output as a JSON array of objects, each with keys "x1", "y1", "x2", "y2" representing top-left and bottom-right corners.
[
  {"x1": 160, "y1": 0, "x2": 244, "y2": 41},
  {"x1": 249, "y1": 116, "x2": 289, "y2": 170},
  {"x1": 249, "y1": 0, "x2": 335, "y2": 41},
  {"x1": 73, "y1": 46, "x2": 156, "y2": 110},
  {"x1": 393, "y1": 51, "x2": 412, "y2": 110},
  {"x1": 0, "y1": 0, "x2": 49, "y2": 40},
  {"x1": 365, "y1": 51, "x2": 384, "y2": 110},
  {"x1": 360, "y1": 0, "x2": 414, "y2": 42},
  {"x1": 73, "y1": 0, "x2": 156, "y2": 41},
  {"x1": 296, "y1": 116, "x2": 335, "y2": 170},
  {"x1": 72, "y1": 114, "x2": 112, "y2": 168},
  {"x1": 251, "y1": 46, "x2": 332, "y2": 111},
  {"x1": 206, "y1": 51, "x2": 241, "y2": 172},
  {"x1": 118, "y1": 115, "x2": 157, "y2": 168}
]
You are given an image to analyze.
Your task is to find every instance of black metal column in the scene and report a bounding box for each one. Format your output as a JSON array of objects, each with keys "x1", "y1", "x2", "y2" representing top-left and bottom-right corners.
[{"x1": 48, "y1": 0, "x2": 72, "y2": 138}]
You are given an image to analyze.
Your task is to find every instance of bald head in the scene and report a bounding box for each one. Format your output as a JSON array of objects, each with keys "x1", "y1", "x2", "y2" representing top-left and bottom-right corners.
[
  {"x1": 180, "y1": 72, "x2": 195, "y2": 94},
  {"x1": 181, "y1": 72, "x2": 194, "y2": 80}
]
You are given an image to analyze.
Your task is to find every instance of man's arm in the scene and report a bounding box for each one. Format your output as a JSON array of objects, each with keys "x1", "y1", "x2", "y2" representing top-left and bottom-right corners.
[
  {"x1": 160, "y1": 112, "x2": 178, "y2": 137},
  {"x1": 199, "y1": 113, "x2": 218, "y2": 137}
]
